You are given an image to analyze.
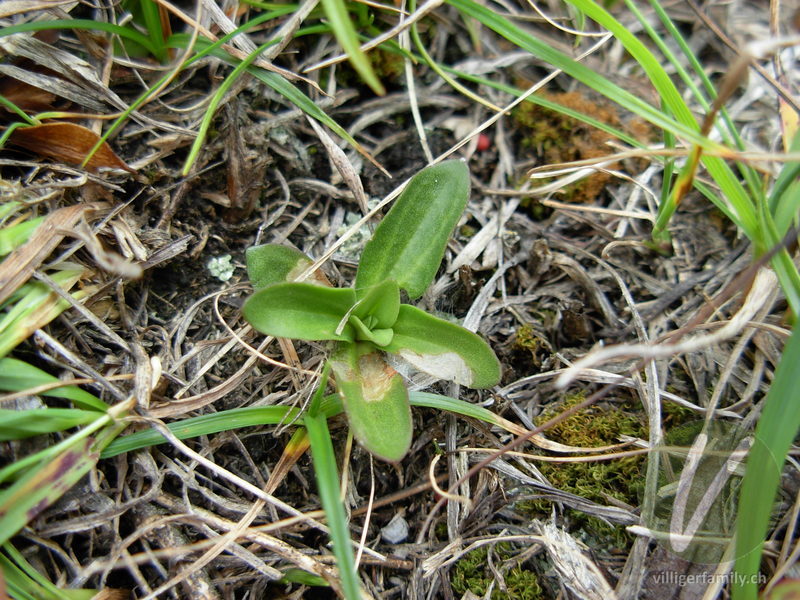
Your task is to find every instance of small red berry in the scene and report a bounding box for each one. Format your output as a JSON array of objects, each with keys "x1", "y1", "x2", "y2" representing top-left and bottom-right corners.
[{"x1": 476, "y1": 133, "x2": 491, "y2": 152}]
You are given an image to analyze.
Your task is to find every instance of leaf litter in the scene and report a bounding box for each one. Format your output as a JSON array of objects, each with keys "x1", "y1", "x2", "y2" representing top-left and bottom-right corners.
[{"x1": 0, "y1": 0, "x2": 796, "y2": 598}]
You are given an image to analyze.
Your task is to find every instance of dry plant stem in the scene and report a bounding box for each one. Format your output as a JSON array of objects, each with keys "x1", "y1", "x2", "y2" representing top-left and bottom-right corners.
[
  {"x1": 706, "y1": 288, "x2": 777, "y2": 418},
  {"x1": 540, "y1": 197, "x2": 654, "y2": 222},
  {"x1": 153, "y1": 0, "x2": 320, "y2": 87},
  {"x1": 137, "y1": 499, "x2": 281, "y2": 600},
  {"x1": 767, "y1": 488, "x2": 800, "y2": 592},
  {"x1": 354, "y1": 454, "x2": 376, "y2": 570},
  {"x1": 414, "y1": 386, "x2": 616, "y2": 543},
  {"x1": 401, "y1": 4, "x2": 434, "y2": 164},
  {"x1": 213, "y1": 289, "x2": 317, "y2": 375},
  {"x1": 564, "y1": 274, "x2": 775, "y2": 385},
  {"x1": 686, "y1": 0, "x2": 800, "y2": 114},
  {"x1": 429, "y1": 453, "x2": 472, "y2": 507},
  {"x1": 437, "y1": 32, "x2": 615, "y2": 162},
  {"x1": 33, "y1": 270, "x2": 130, "y2": 350},
  {"x1": 0, "y1": 202, "x2": 103, "y2": 305},
  {"x1": 33, "y1": 329, "x2": 127, "y2": 401},
  {"x1": 140, "y1": 417, "x2": 330, "y2": 533},
  {"x1": 350, "y1": 473, "x2": 448, "y2": 517},
  {"x1": 149, "y1": 337, "x2": 271, "y2": 417},
  {"x1": 462, "y1": 447, "x2": 652, "y2": 463},
  {"x1": 306, "y1": 116, "x2": 370, "y2": 213}
]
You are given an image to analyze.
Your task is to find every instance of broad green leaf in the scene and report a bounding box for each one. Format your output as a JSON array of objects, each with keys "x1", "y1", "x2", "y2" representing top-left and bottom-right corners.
[
  {"x1": 352, "y1": 279, "x2": 400, "y2": 329},
  {"x1": 355, "y1": 160, "x2": 470, "y2": 300},
  {"x1": 243, "y1": 283, "x2": 356, "y2": 342},
  {"x1": 0, "y1": 358, "x2": 106, "y2": 411},
  {"x1": 385, "y1": 305, "x2": 501, "y2": 389},
  {"x1": 246, "y1": 244, "x2": 327, "y2": 289},
  {"x1": 330, "y1": 345, "x2": 412, "y2": 462}
]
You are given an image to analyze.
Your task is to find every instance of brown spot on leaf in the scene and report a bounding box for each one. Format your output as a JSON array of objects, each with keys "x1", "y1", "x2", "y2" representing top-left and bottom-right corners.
[{"x1": 358, "y1": 353, "x2": 397, "y2": 403}]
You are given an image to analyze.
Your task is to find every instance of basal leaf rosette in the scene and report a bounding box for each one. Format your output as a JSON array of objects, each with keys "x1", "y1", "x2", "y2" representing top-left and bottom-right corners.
[{"x1": 241, "y1": 161, "x2": 502, "y2": 462}]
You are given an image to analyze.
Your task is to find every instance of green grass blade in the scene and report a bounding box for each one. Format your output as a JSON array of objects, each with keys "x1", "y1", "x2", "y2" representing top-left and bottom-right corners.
[
  {"x1": 442, "y1": 66, "x2": 644, "y2": 147},
  {"x1": 409, "y1": 392, "x2": 523, "y2": 434},
  {"x1": 181, "y1": 36, "x2": 279, "y2": 175},
  {"x1": 0, "y1": 357, "x2": 106, "y2": 411},
  {"x1": 566, "y1": 0, "x2": 758, "y2": 238},
  {"x1": 1, "y1": 543, "x2": 97, "y2": 600},
  {"x1": 645, "y1": 0, "x2": 764, "y2": 209},
  {"x1": 0, "y1": 217, "x2": 44, "y2": 257},
  {"x1": 0, "y1": 96, "x2": 38, "y2": 126},
  {"x1": 0, "y1": 418, "x2": 125, "y2": 546},
  {"x1": 446, "y1": 0, "x2": 705, "y2": 147},
  {"x1": 81, "y1": 7, "x2": 294, "y2": 169},
  {"x1": 449, "y1": 0, "x2": 757, "y2": 238},
  {"x1": 304, "y1": 413, "x2": 362, "y2": 600},
  {"x1": 100, "y1": 406, "x2": 302, "y2": 458},
  {"x1": 0, "y1": 409, "x2": 101, "y2": 441},
  {"x1": 769, "y1": 132, "x2": 800, "y2": 221},
  {"x1": 0, "y1": 19, "x2": 159, "y2": 56},
  {"x1": 246, "y1": 66, "x2": 367, "y2": 161},
  {"x1": 138, "y1": 0, "x2": 168, "y2": 62},
  {"x1": 320, "y1": 0, "x2": 385, "y2": 96},
  {"x1": 175, "y1": 32, "x2": 367, "y2": 175},
  {"x1": 733, "y1": 324, "x2": 800, "y2": 599}
]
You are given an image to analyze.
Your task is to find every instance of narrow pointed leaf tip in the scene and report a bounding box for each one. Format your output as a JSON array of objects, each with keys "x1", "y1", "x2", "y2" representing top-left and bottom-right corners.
[
  {"x1": 330, "y1": 345, "x2": 412, "y2": 462},
  {"x1": 385, "y1": 305, "x2": 501, "y2": 388},
  {"x1": 355, "y1": 160, "x2": 470, "y2": 299}
]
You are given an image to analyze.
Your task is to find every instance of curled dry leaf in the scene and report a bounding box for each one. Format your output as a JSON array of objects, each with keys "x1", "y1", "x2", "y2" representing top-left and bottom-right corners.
[{"x1": 9, "y1": 122, "x2": 135, "y2": 173}]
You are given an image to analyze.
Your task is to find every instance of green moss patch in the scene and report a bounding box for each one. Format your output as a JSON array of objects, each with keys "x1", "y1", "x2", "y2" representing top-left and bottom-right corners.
[
  {"x1": 451, "y1": 543, "x2": 543, "y2": 600},
  {"x1": 520, "y1": 394, "x2": 647, "y2": 551}
]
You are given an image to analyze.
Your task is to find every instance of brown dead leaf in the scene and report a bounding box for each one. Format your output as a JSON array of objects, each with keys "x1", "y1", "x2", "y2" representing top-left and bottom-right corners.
[
  {"x1": 0, "y1": 73, "x2": 58, "y2": 113},
  {"x1": 9, "y1": 123, "x2": 135, "y2": 173}
]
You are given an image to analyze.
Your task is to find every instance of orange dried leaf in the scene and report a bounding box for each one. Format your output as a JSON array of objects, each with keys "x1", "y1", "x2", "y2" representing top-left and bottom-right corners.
[{"x1": 9, "y1": 122, "x2": 135, "y2": 173}]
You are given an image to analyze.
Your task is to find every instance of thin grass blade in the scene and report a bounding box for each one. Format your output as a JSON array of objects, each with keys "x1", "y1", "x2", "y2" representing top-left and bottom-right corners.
[
  {"x1": 304, "y1": 413, "x2": 363, "y2": 600},
  {"x1": 320, "y1": 0, "x2": 385, "y2": 95},
  {"x1": 100, "y1": 406, "x2": 303, "y2": 458},
  {"x1": 0, "y1": 357, "x2": 106, "y2": 411},
  {"x1": 733, "y1": 324, "x2": 800, "y2": 599}
]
